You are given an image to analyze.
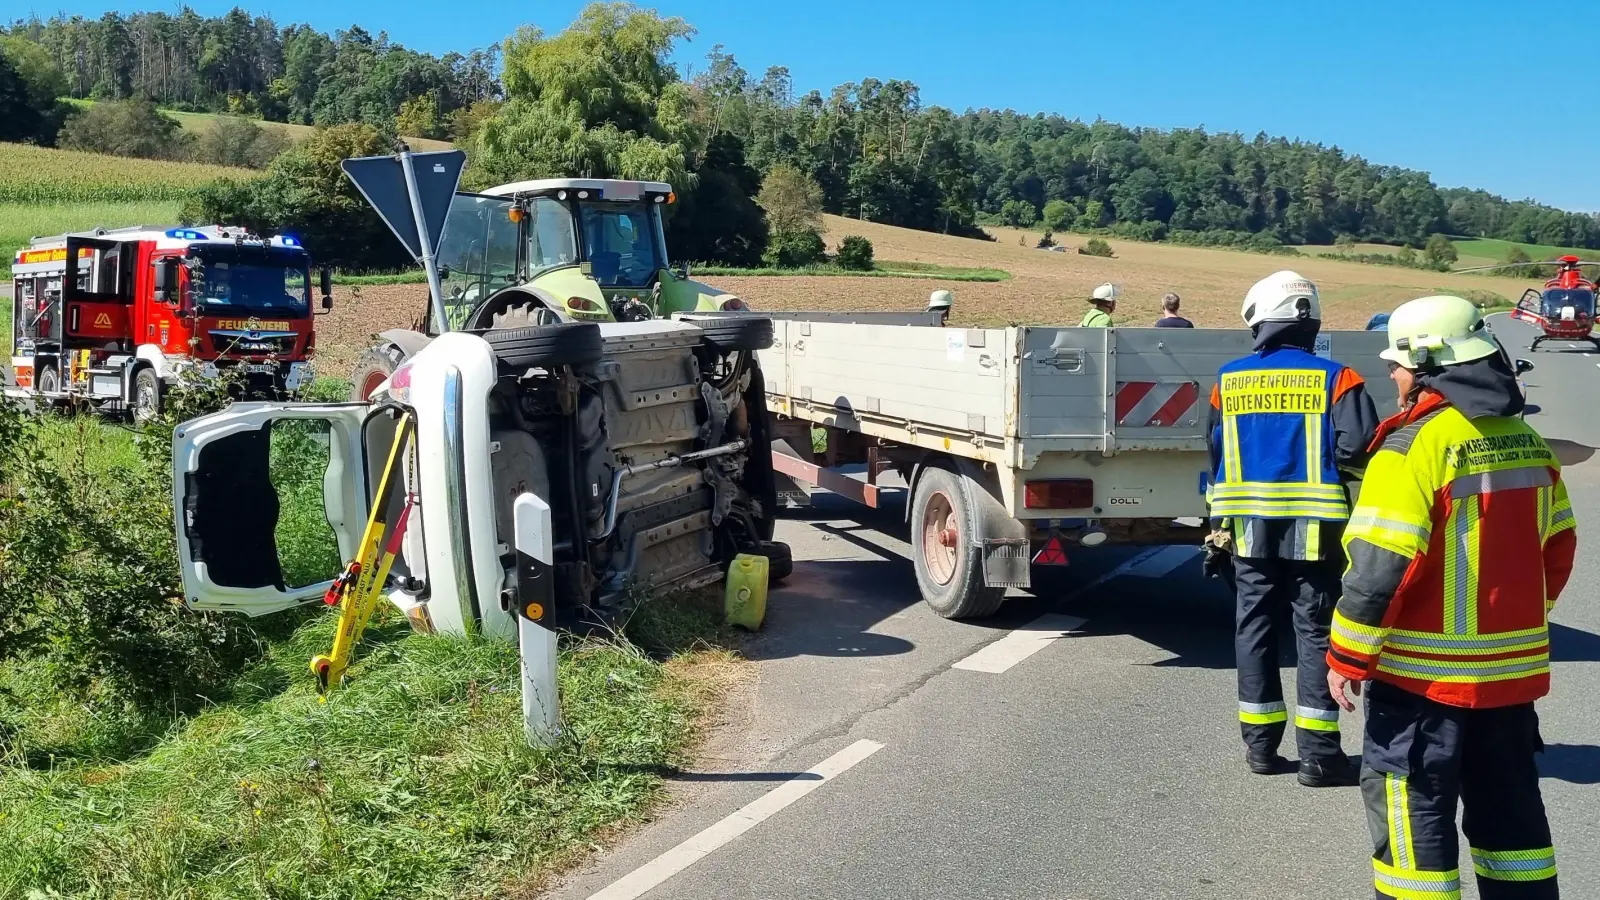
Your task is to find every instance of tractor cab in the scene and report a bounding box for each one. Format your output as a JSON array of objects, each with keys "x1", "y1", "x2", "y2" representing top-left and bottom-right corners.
[{"x1": 430, "y1": 178, "x2": 743, "y2": 331}]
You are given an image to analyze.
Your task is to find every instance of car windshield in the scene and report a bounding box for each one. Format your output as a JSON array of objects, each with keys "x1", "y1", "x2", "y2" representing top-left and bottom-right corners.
[
  {"x1": 1542, "y1": 288, "x2": 1595, "y2": 316},
  {"x1": 579, "y1": 202, "x2": 662, "y2": 287},
  {"x1": 193, "y1": 256, "x2": 310, "y2": 315}
]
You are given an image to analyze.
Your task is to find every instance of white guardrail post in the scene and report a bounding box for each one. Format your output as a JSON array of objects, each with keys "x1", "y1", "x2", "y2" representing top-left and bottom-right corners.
[{"x1": 512, "y1": 492, "x2": 560, "y2": 746}]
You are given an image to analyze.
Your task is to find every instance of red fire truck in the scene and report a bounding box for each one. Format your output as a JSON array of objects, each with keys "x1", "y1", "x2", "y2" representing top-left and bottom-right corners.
[{"x1": 7, "y1": 224, "x2": 331, "y2": 420}]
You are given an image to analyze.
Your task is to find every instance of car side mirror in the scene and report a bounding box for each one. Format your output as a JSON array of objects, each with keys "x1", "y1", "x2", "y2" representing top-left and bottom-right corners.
[
  {"x1": 1514, "y1": 358, "x2": 1535, "y2": 375},
  {"x1": 154, "y1": 259, "x2": 179, "y2": 303},
  {"x1": 319, "y1": 267, "x2": 334, "y2": 311}
]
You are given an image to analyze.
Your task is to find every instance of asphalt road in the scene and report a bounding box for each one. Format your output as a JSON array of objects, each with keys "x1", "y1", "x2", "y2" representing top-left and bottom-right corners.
[{"x1": 550, "y1": 314, "x2": 1598, "y2": 900}]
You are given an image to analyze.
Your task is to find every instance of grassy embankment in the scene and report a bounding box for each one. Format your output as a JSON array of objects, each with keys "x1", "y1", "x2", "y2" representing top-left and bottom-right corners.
[{"x1": 0, "y1": 411, "x2": 740, "y2": 899}]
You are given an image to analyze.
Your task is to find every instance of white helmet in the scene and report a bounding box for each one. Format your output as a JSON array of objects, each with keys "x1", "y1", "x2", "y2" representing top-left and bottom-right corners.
[
  {"x1": 1092, "y1": 283, "x2": 1121, "y2": 304},
  {"x1": 1380, "y1": 295, "x2": 1502, "y2": 369},
  {"x1": 1242, "y1": 271, "x2": 1320, "y2": 327},
  {"x1": 928, "y1": 290, "x2": 953, "y2": 311}
]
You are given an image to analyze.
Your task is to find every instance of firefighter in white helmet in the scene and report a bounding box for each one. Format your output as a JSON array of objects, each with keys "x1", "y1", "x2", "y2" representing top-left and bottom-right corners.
[
  {"x1": 928, "y1": 290, "x2": 953, "y2": 325},
  {"x1": 1205, "y1": 270, "x2": 1380, "y2": 786},
  {"x1": 1080, "y1": 283, "x2": 1118, "y2": 327},
  {"x1": 1329, "y1": 295, "x2": 1573, "y2": 900}
]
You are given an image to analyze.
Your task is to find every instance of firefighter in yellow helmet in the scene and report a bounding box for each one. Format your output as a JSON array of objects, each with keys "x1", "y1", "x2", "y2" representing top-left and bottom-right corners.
[{"x1": 1329, "y1": 295, "x2": 1575, "y2": 900}]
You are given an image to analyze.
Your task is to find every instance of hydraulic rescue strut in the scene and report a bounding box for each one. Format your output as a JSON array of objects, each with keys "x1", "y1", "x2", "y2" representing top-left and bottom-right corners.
[{"x1": 312, "y1": 412, "x2": 417, "y2": 694}]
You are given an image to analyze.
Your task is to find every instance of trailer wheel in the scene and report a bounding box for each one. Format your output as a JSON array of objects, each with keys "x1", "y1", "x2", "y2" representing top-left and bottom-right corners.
[
  {"x1": 910, "y1": 466, "x2": 1004, "y2": 619},
  {"x1": 351, "y1": 344, "x2": 405, "y2": 401},
  {"x1": 683, "y1": 315, "x2": 776, "y2": 352},
  {"x1": 133, "y1": 368, "x2": 161, "y2": 423},
  {"x1": 481, "y1": 322, "x2": 603, "y2": 369}
]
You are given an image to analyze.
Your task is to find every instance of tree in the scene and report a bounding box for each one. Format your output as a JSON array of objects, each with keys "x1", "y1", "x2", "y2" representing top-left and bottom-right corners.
[
  {"x1": 669, "y1": 132, "x2": 769, "y2": 266},
  {"x1": 1000, "y1": 199, "x2": 1037, "y2": 227},
  {"x1": 835, "y1": 235, "x2": 874, "y2": 270},
  {"x1": 1042, "y1": 198, "x2": 1076, "y2": 232},
  {"x1": 193, "y1": 116, "x2": 290, "y2": 168},
  {"x1": 1036, "y1": 231, "x2": 1056, "y2": 249},
  {"x1": 0, "y1": 48, "x2": 43, "y2": 143},
  {"x1": 1075, "y1": 200, "x2": 1108, "y2": 231},
  {"x1": 1396, "y1": 245, "x2": 1419, "y2": 268},
  {"x1": 757, "y1": 163, "x2": 823, "y2": 235},
  {"x1": 1424, "y1": 233, "x2": 1458, "y2": 269},
  {"x1": 58, "y1": 99, "x2": 192, "y2": 160},
  {"x1": 396, "y1": 94, "x2": 442, "y2": 139},
  {"x1": 184, "y1": 124, "x2": 411, "y2": 271}
]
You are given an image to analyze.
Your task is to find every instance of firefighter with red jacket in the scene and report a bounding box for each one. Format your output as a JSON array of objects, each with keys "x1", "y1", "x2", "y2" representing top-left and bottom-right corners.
[
  {"x1": 1207, "y1": 271, "x2": 1380, "y2": 787},
  {"x1": 1328, "y1": 295, "x2": 1576, "y2": 900}
]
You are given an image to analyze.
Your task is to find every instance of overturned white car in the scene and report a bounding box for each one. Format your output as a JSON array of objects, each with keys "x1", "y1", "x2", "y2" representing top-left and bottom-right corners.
[{"x1": 171, "y1": 315, "x2": 787, "y2": 640}]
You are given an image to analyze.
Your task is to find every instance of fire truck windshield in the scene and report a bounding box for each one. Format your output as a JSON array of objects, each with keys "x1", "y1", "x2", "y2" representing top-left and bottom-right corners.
[{"x1": 192, "y1": 254, "x2": 311, "y2": 316}]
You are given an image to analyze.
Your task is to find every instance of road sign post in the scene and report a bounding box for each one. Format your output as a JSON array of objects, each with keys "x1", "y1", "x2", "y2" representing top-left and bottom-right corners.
[
  {"x1": 513, "y1": 492, "x2": 560, "y2": 746},
  {"x1": 341, "y1": 148, "x2": 466, "y2": 333}
]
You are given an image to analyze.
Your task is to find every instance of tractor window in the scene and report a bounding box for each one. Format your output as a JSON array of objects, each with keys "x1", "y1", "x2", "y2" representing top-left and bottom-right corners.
[
  {"x1": 579, "y1": 203, "x2": 662, "y2": 287},
  {"x1": 438, "y1": 193, "x2": 522, "y2": 329},
  {"x1": 526, "y1": 197, "x2": 577, "y2": 276}
]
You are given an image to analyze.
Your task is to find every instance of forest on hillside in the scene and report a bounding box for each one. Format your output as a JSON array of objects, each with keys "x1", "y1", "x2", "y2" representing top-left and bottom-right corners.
[{"x1": 2, "y1": 3, "x2": 1596, "y2": 264}]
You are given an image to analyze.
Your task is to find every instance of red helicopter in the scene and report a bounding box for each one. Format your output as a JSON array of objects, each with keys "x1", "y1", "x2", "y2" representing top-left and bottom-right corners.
[{"x1": 1456, "y1": 255, "x2": 1600, "y2": 351}]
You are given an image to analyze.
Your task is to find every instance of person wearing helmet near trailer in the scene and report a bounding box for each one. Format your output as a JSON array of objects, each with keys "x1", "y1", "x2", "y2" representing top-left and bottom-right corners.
[
  {"x1": 1328, "y1": 295, "x2": 1575, "y2": 900},
  {"x1": 1206, "y1": 271, "x2": 1380, "y2": 787},
  {"x1": 1081, "y1": 283, "x2": 1118, "y2": 327},
  {"x1": 928, "y1": 290, "x2": 953, "y2": 326}
]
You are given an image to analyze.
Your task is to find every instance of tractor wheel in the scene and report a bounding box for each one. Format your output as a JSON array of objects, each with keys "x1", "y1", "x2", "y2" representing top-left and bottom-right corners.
[
  {"x1": 133, "y1": 368, "x2": 162, "y2": 423},
  {"x1": 683, "y1": 315, "x2": 776, "y2": 353},
  {"x1": 482, "y1": 322, "x2": 603, "y2": 369},
  {"x1": 351, "y1": 344, "x2": 406, "y2": 401}
]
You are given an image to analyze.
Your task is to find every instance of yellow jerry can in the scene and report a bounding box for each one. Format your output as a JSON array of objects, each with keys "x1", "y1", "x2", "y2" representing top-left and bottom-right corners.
[{"x1": 724, "y1": 553, "x2": 771, "y2": 631}]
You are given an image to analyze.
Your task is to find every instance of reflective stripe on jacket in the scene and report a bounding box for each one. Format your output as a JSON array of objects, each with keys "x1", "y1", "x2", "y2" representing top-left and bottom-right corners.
[
  {"x1": 1208, "y1": 347, "x2": 1369, "y2": 522},
  {"x1": 1327, "y1": 391, "x2": 1578, "y2": 708}
]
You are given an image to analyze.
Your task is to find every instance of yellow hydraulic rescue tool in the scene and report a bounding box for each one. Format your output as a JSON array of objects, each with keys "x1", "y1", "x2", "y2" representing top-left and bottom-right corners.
[{"x1": 311, "y1": 412, "x2": 416, "y2": 694}]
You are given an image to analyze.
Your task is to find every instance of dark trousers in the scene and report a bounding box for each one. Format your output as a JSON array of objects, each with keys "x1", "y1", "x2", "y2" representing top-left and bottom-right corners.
[
  {"x1": 1233, "y1": 556, "x2": 1344, "y2": 762},
  {"x1": 1362, "y1": 681, "x2": 1557, "y2": 900}
]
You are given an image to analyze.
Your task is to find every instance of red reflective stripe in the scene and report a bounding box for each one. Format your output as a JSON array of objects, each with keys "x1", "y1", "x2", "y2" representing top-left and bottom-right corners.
[
  {"x1": 1148, "y1": 382, "x2": 1199, "y2": 426},
  {"x1": 1115, "y1": 381, "x2": 1156, "y2": 421}
]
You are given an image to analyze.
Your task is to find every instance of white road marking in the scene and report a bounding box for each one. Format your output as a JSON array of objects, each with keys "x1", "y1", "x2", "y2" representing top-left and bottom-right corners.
[
  {"x1": 952, "y1": 614, "x2": 1088, "y2": 673},
  {"x1": 585, "y1": 740, "x2": 885, "y2": 900}
]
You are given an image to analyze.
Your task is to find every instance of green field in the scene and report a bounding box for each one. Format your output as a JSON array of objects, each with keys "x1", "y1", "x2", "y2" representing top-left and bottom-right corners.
[
  {"x1": 0, "y1": 141, "x2": 255, "y2": 204},
  {"x1": 1453, "y1": 237, "x2": 1597, "y2": 266},
  {"x1": 692, "y1": 259, "x2": 1010, "y2": 282},
  {"x1": 2, "y1": 200, "x2": 185, "y2": 280},
  {"x1": 64, "y1": 99, "x2": 455, "y2": 153}
]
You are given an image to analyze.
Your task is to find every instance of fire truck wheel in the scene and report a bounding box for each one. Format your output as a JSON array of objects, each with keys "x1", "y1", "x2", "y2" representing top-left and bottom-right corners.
[
  {"x1": 482, "y1": 323, "x2": 603, "y2": 369},
  {"x1": 681, "y1": 315, "x2": 776, "y2": 352},
  {"x1": 351, "y1": 344, "x2": 406, "y2": 401},
  {"x1": 36, "y1": 365, "x2": 60, "y2": 394},
  {"x1": 133, "y1": 368, "x2": 162, "y2": 423}
]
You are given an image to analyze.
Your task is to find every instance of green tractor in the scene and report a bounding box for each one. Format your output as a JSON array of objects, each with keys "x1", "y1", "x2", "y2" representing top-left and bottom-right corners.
[{"x1": 351, "y1": 177, "x2": 748, "y2": 399}]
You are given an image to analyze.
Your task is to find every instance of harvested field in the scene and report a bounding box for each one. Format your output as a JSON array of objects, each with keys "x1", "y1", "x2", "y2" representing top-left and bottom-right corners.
[{"x1": 314, "y1": 214, "x2": 1535, "y2": 378}]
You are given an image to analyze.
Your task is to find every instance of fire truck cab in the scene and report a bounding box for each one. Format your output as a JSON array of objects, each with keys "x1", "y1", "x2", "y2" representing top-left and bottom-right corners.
[{"x1": 7, "y1": 224, "x2": 331, "y2": 420}]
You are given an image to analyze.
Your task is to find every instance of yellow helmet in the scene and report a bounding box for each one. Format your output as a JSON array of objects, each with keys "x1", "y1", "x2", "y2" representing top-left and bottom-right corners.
[{"x1": 1380, "y1": 295, "x2": 1502, "y2": 369}]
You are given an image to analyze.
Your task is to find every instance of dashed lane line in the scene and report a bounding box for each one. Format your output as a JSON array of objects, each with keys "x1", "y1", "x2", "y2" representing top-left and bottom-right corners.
[{"x1": 585, "y1": 740, "x2": 886, "y2": 900}]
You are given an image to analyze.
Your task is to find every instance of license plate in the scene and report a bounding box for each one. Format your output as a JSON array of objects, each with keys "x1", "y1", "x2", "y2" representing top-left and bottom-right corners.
[{"x1": 244, "y1": 364, "x2": 277, "y2": 375}]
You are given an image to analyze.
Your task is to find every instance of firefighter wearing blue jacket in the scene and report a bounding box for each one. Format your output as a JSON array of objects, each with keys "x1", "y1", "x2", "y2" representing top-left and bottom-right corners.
[{"x1": 1206, "y1": 271, "x2": 1380, "y2": 787}]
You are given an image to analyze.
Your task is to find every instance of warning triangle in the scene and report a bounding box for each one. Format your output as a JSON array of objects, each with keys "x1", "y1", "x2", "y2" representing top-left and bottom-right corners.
[{"x1": 1032, "y1": 536, "x2": 1070, "y2": 566}]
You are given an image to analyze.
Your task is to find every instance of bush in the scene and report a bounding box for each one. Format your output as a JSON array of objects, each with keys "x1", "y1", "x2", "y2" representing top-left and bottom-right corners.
[
  {"x1": 1424, "y1": 233, "x2": 1459, "y2": 268},
  {"x1": 1079, "y1": 237, "x2": 1115, "y2": 258},
  {"x1": 1000, "y1": 199, "x2": 1037, "y2": 228},
  {"x1": 835, "y1": 234, "x2": 874, "y2": 270},
  {"x1": 764, "y1": 229, "x2": 826, "y2": 268},
  {"x1": 192, "y1": 116, "x2": 291, "y2": 169},
  {"x1": 1110, "y1": 220, "x2": 1168, "y2": 242},
  {"x1": 1036, "y1": 230, "x2": 1057, "y2": 249},
  {"x1": 58, "y1": 99, "x2": 193, "y2": 161},
  {"x1": 1042, "y1": 199, "x2": 1076, "y2": 232},
  {"x1": 0, "y1": 380, "x2": 271, "y2": 736}
]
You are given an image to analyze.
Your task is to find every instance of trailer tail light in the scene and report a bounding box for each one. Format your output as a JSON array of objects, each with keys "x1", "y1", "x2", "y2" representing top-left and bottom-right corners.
[{"x1": 1024, "y1": 479, "x2": 1094, "y2": 510}]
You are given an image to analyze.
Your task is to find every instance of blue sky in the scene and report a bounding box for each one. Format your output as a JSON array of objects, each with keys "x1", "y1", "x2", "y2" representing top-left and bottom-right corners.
[{"x1": 8, "y1": 0, "x2": 1593, "y2": 211}]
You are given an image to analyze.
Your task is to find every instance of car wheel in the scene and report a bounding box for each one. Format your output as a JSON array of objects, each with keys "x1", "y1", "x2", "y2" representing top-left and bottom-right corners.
[
  {"x1": 481, "y1": 322, "x2": 604, "y2": 369},
  {"x1": 133, "y1": 368, "x2": 161, "y2": 423},
  {"x1": 682, "y1": 315, "x2": 776, "y2": 352}
]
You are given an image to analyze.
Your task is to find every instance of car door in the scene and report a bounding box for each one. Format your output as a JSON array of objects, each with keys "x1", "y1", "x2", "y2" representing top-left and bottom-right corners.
[{"x1": 172, "y1": 401, "x2": 373, "y2": 616}]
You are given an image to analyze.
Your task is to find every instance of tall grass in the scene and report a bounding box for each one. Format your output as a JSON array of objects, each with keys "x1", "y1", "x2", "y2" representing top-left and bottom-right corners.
[{"x1": 0, "y1": 143, "x2": 256, "y2": 204}]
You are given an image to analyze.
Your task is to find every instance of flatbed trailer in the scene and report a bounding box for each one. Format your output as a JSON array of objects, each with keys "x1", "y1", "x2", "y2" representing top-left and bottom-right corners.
[{"x1": 750, "y1": 315, "x2": 1396, "y2": 618}]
